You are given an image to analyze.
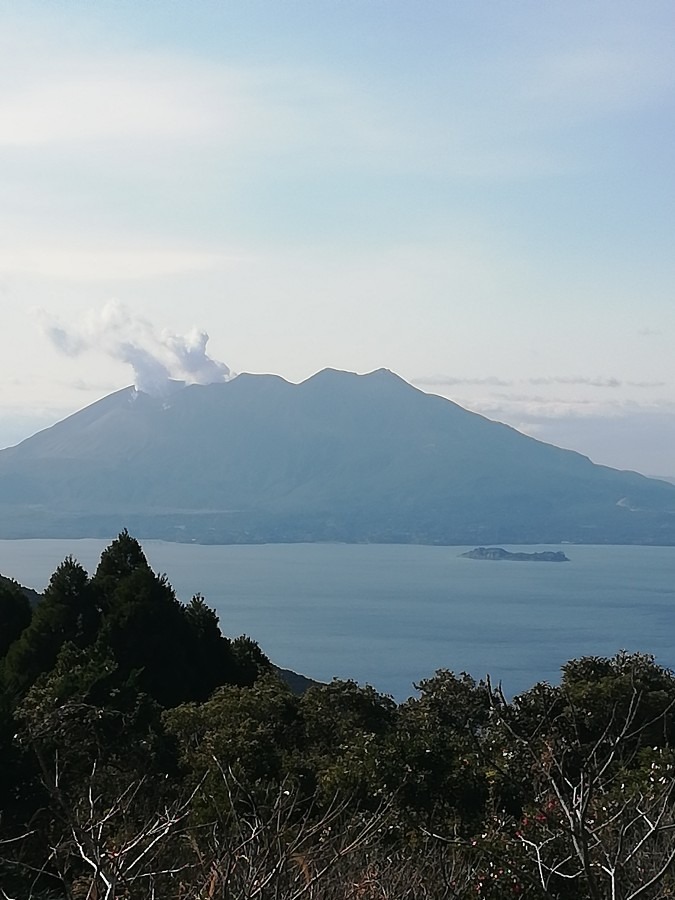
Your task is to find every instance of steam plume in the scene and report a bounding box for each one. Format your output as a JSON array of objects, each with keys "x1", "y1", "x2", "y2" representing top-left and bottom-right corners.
[{"x1": 40, "y1": 300, "x2": 233, "y2": 394}]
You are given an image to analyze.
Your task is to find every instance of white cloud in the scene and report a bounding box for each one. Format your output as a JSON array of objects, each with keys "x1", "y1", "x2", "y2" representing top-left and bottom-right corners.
[
  {"x1": 415, "y1": 374, "x2": 665, "y2": 391},
  {"x1": 469, "y1": 395, "x2": 622, "y2": 422},
  {"x1": 420, "y1": 370, "x2": 674, "y2": 440},
  {"x1": 0, "y1": 243, "x2": 241, "y2": 281},
  {"x1": 0, "y1": 74, "x2": 210, "y2": 147},
  {"x1": 529, "y1": 376, "x2": 621, "y2": 388},
  {"x1": 0, "y1": 38, "x2": 392, "y2": 167},
  {"x1": 414, "y1": 375, "x2": 513, "y2": 387}
]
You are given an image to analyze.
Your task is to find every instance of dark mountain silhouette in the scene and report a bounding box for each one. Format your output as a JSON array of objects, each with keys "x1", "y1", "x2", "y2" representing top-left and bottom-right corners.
[{"x1": 1, "y1": 368, "x2": 674, "y2": 544}]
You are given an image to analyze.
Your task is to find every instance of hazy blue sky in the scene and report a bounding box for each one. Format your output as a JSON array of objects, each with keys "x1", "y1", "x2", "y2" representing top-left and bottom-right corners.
[{"x1": 1, "y1": 1, "x2": 674, "y2": 474}]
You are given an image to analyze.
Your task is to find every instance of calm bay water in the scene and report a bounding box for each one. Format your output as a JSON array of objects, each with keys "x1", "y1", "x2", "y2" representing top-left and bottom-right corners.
[{"x1": 0, "y1": 540, "x2": 673, "y2": 699}]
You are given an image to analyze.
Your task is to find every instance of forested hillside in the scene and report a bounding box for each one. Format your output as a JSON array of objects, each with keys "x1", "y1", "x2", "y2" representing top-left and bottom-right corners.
[{"x1": 1, "y1": 533, "x2": 674, "y2": 898}]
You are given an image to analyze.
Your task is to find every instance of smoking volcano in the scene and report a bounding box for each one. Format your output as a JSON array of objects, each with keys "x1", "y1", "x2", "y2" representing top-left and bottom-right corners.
[{"x1": 1, "y1": 368, "x2": 674, "y2": 544}]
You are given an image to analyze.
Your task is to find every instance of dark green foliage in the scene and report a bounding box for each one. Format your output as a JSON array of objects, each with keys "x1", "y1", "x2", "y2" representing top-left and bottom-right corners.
[
  {"x1": 0, "y1": 531, "x2": 265, "y2": 711},
  {"x1": 184, "y1": 601, "x2": 269, "y2": 696},
  {"x1": 97, "y1": 564, "x2": 191, "y2": 707},
  {"x1": 0, "y1": 694, "x2": 39, "y2": 834},
  {"x1": 230, "y1": 633, "x2": 273, "y2": 685},
  {"x1": 560, "y1": 650, "x2": 675, "y2": 745},
  {"x1": 91, "y1": 533, "x2": 268, "y2": 707},
  {"x1": 0, "y1": 578, "x2": 32, "y2": 658},
  {"x1": 299, "y1": 679, "x2": 397, "y2": 805},
  {"x1": 0, "y1": 533, "x2": 286, "y2": 895},
  {"x1": 164, "y1": 675, "x2": 304, "y2": 835},
  {"x1": 92, "y1": 526, "x2": 150, "y2": 600},
  {"x1": 495, "y1": 651, "x2": 675, "y2": 804},
  {"x1": 302, "y1": 679, "x2": 396, "y2": 751},
  {"x1": 389, "y1": 671, "x2": 491, "y2": 828},
  {"x1": 1, "y1": 556, "x2": 96, "y2": 699},
  {"x1": 15, "y1": 642, "x2": 172, "y2": 811}
]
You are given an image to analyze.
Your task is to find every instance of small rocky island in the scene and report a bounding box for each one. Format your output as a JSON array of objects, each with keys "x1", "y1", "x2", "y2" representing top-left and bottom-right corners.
[{"x1": 461, "y1": 547, "x2": 570, "y2": 562}]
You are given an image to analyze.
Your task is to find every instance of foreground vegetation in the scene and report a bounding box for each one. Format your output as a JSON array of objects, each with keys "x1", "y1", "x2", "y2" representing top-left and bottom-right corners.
[{"x1": 1, "y1": 532, "x2": 674, "y2": 899}]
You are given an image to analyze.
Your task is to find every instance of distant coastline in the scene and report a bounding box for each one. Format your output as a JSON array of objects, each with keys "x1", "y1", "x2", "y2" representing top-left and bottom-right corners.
[{"x1": 460, "y1": 547, "x2": 570, "y2": 563}]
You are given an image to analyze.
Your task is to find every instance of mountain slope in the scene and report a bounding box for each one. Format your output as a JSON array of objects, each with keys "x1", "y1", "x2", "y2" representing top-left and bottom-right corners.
[{"x1": 1, "y1": 369, "x2": 674, "y2": 544}]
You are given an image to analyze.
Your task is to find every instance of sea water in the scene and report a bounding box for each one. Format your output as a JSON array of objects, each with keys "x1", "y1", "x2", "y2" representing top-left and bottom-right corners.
[{"x1": 0, "y1": 540, "x2": 673, "y2": 699}]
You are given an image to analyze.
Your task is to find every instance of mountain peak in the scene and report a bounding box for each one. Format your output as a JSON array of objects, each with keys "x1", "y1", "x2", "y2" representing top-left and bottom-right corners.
[
  {"x1": 301, "y1": 367, "x2": 415, "y2": 394},
  {"x1": 0, "y1": 368, "x2": 674, "y2": 544}
]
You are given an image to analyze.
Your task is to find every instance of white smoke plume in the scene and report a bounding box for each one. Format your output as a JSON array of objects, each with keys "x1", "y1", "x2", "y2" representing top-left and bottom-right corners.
[{"x1": 40, "y1": 300, "x2": 233, "y2": 394}]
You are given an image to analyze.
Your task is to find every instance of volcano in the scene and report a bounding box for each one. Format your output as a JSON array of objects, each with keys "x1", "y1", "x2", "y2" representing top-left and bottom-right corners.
[{"x1": 1, "y1": 368, "x2": 674, "y2": 544}]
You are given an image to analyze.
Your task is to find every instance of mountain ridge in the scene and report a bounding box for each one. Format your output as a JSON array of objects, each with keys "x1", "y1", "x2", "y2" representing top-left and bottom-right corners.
[{"x1": 1, "y1": 368, "x2": 673, "y2": 544}]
